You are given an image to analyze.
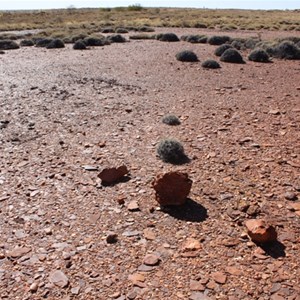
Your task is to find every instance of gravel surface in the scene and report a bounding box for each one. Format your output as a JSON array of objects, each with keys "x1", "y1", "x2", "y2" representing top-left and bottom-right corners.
[{"x1": 0, "y1": 28, "x2": 300, "y2": 300}]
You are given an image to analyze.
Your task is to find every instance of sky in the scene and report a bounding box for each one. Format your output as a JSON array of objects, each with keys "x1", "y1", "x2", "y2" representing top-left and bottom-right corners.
[{"x1": 0, "y1": 0, "x2": 299, "y2": 10}]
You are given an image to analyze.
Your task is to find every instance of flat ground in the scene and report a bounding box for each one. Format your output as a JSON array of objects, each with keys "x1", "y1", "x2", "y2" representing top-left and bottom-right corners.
[{"x1": 0, "y1": 28, "x2": 300, "y2": 300}]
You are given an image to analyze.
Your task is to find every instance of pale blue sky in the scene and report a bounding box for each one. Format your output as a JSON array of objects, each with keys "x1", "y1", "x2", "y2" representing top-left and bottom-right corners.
[{"x1": 0, "y1": 0, "x2": 299, "y2": 10}]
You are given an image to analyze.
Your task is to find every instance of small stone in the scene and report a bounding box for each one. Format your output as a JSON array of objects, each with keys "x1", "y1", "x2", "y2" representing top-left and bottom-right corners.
[
  {"x1": 271, "y1": 294, "x2": 285, "y2": 300},
  {"x1": 106, "y1": 233, "x2": 118, "y2": 244},
  {"x1": 127, "y1": 201, "x2": 139, "y2": 211},
  {"x1": 143, "y1": 228, "x2": 156, "y2": 240},
  {"x1": 7, "y1": 247, "x2": 31, "y2": 258},
  {"x1": 182, "y1": 238, "x2": 201, "y2": 251},
  {"x1": 190, "y1": 280, "x2": 205, "y2": 291},
  {"x1": 98, "y1": 165, "x2": 129, "y2": 185},
  {"x1": 269, "y1": 109, "x2": 280, "y2": 115},
  {"x1": 289, "y1": 202, "x2": 300, "y2": 211},
  {"x1": 127, "y1": 290, "x2": 137, "y2": 300},
  {"x1": 82, "y1": 165, "x2": 98, "y2": 171},
  {"x1": 44, "y1": 228, "x2": 53, "y2": 235},
  {"x1": 110, "y1": 291, "x2": 121, "y2": 299},
  {"x1": 49, "y1": 270, "x2": 69, "y2": 288},
  {"x1": 284, "y1": 192, "x2": 297, "y2": 201},
  {"x1": 152, "y1": 171, "x2": 192, "y2": 206},
  {"x1": 225, "y1": 266, "x2": 242, "y2": 276},
  {"x1": 212, "y1": 272, "x2": 227, "y2": 284},
  {"x1": 189, "y1": 292, "x2": 211, "y2": 300},
  {"x1": 128, "y1": 273, "x2": 146, "y2": 287},
  {"x1": 143, "y1": 254, "x2": 160, "y2": 266},
  {"x1": 245, "y1": 219, "x2": 277, "y2": 243},
  {"x1": 71, "y1": 286, "x2": 81, "y2": 295},
  {"x1": 29, "y1": 282, "x2": 38, "y2": 293}
]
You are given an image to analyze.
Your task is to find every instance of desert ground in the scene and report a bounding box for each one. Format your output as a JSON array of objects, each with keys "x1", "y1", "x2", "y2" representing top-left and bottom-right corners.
[{"x1": 0, "y1": 25, "x2": 300, "y2": 300}]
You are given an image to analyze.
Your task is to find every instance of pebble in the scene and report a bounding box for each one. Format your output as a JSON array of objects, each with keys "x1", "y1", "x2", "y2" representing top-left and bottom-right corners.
[
  {"x1": 245, "y1": 219, "x2": 277, "y2": 243},
  {"x1": 284, "y1": 192, "x2": 297, "y2": 201},
  {"x1": 29, "y1": 282, "x2": 38, "y2": 293},
  {"x1": 143, "y1": 254, "x2": 160, "y2": 266},
  {"x1": 212, "y1": 271, "x2": 227, "y2": 284},
  {"x1": 49, "y1": 270, "x2": 69, "y2": 288},
  {"x1": 190, "y1": 292, "x2": 211, "y2": 300},
  {"x1": 7, "y1": 247, "x2": 31, "y2": 258},
  {"x1": 106, "y1": 232, "x2": 118, "y2": 244},
  {"x1": 143, "y1": 228, "x2": 156, "y2": 240},
  {"x1": 127, "y1": 200, "x2": 140, "y2": 211}
]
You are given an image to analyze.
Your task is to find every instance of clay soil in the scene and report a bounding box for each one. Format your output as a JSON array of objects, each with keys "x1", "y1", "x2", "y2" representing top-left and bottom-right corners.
[{"x1": 0, "y1": 28, "x2": 300, "y2": 300}]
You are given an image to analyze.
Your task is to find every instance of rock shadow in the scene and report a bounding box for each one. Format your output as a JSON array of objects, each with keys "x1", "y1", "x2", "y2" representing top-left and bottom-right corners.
[
  {"x1": 259, "y1": 241, "x2": 286, "y2": 258},
  {"x1": 161, "y1": 198, "x2": 208, "y2": 223},
  {"x1": 101, "y1": 175, "x2": 131, "y2": 187}
]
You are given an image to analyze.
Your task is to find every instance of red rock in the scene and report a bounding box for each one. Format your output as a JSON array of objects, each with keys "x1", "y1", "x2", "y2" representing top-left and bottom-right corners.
[
  {"x1": 290, "y1": 202, "x2": 300, "y2": 211},
  {"x1": 7, "y1": 247, "x2": 31, "y2": 258},
  {"x1": 182, "y1": 238, "x2": 201, "y2": 251},
  {"x1": 212, "y1": 271, "x2": 227, "y2": 284},
  {"x1": 245, "y1": 219, "x2": 277, "y2": 243},
  {"x1": 225, "y1": 266, "x2": 242, "y2": 276},
  {"x1": 189, "y1": 280, "x2": 205, "y2": 291},
  {"x1": 143, "y1": 228, "x2": 156, "y2": 240},
  {"x1": 98, "y1": 165, "x2": 128, "y2": 184},
  {"x1": 143, "y1": 254, "x2": 160, "y2": 266},
  {"x1": 49, "y1": 270, "x2": 69, "y2": 288},
  {"x1": 127, "y1": 200, "x2": 139, "y2": 211},
  {"x1": 152, "y1": 171, "x2": 192, "y2": 206}
]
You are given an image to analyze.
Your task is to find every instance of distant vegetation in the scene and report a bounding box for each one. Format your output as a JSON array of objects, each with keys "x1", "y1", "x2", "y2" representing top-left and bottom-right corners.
[{"x1": 0, "y1": 7, "x2": 299, "y2": 34}]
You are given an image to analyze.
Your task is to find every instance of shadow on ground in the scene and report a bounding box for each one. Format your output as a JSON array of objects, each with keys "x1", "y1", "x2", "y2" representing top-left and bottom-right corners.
[
  {"x1": 260, "y1": 240, "x2": 286, "y2": 258},
  {"x1": 162, "y1": 198, "x2": 208, "y2": 223}
]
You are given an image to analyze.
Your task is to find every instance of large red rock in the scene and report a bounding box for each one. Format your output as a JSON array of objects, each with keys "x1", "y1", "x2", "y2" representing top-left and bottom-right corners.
[
  {"x1": 98, "y1": 165, "x2": 128, "y2": 184},
  {"x1": 152, "y1": 171, "x2": 192, "y2": 206},
  {"x1": 245, "y1": 219, "x2": 277, "y2": 243}
]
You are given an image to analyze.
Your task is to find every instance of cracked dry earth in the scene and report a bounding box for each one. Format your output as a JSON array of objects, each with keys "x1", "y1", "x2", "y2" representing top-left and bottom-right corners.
[{"x1": 0, "y1": 28, "x2": 300, "y2": 300}]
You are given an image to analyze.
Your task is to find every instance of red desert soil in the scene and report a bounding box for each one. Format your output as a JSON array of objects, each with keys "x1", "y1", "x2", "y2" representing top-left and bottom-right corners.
[{"x1": 0, "y1": 28, "x2": 300, "y2": 299}]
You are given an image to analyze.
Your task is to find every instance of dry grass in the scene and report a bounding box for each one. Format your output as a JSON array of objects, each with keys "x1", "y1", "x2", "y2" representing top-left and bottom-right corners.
[{"x1": 0, "y1": 7, "x2": 299, "y2": 34}]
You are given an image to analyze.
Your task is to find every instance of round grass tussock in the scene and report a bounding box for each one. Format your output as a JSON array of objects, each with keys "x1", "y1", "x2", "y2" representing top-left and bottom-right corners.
[
  {"x1": 101, "y1": 27, "x2": 115, "y2": 33},
  {"x1": 157, "y1": 139, "x2": 186, "y2": 164},
  {"x1": 273, "y1": 41, "x2": 300, "y2": 60},
  {"x1": 46, "y1": 39, "x2": 65, "y2": 49},
  {"x1": 106, "y1": 34, "x2": 126, "y2": 43},
  {"x1": 220, "y1": 48, "x2": 245, "y2": 64},
  {"x1": 36, "y1": 38, "x2": 53, "y2": 48},
  {"x1": 0, "y1": 40, "x2": 20, "y2": 50},
  {"x1": 176, "y1": 50, "x2": 198, "y2": 62},
  {"x1": 73, "y1": 40, "x2": 87, "y2": 50},
  {"x1": 162, "y1": 115, "x2": 181, "y2": 126},
  {"x1": 83, "y1": 37, "x2": 105, "y2": 46},
  {"x1": 248, "y1": 48, "x2": 270, "y2": 62},
  {"x1": 201, "y1": 59, "x2": 221, "y2": 69},
  {"x1": 115, "y1": 27, "x2": 129, "y2": 34},
  {"x1": 208, "y1": 35, "x2": 231, "y2": 45},
  {"x1": 214, "y1": 44, "x2": 232, "y2": 57},
  {"x1": 157, "y1": 33, "x2": 179, "y2": 42},
  {"x1": 20, "y1": 39, "x2": 34, "y2": 47}
]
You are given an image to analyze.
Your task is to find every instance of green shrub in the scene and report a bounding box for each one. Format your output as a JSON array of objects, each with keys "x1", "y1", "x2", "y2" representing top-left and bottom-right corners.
[
  {"x1": 176, "y1": 50, "x2": 198, "y2": 62},
  {"x1": 162, "y1": 115, "x2": 181, "y2": 125},
  {"x1": 115, "y1": 27, "x2": 129, "y2": 34},
  {"x1": 106, "y1": 34, "x2": 126, "y2": 43},
  {"x1": 157, "y1": 139, "x2": 187, "y2": 164},
  {"x1": 273, "y1": 41, "x2": 300, "y2": 60},
  {"x1": 20, "y1": 39, "x2": 34, "y2": 47},
  {"x1": 73, "y1": 40, "x2": 87, "y2": 50},
  {"x1": 156, "y1": 33, "x2": 179, "y2": 42},
  {"x1": 248, "y1": 48, "x2": 270, "y2": 62},
  {"x1": 83, "y1": 36, "x2": 105, "y2": 46},
  {"x1": 0, "y1": 40, "x2": 19, "y2": 50},
  {"x1": 201, "y1": 59, "x2": 221, "y2": 69},
  {"x1": 46, "y1": 38, "x2": 65, "y2": 49},
  {"x1": 214, "y1": 44, "x2": 232, "y2": 56},
  {"x1": 208, "y1": 35, "x2": 231, "y2": 45},
  {"x1": 220, "y1": 49, "x2": 245, "y2": 64},
  {"x1": 36, "y1": 38, "x2": 53, "y2": 47}
]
